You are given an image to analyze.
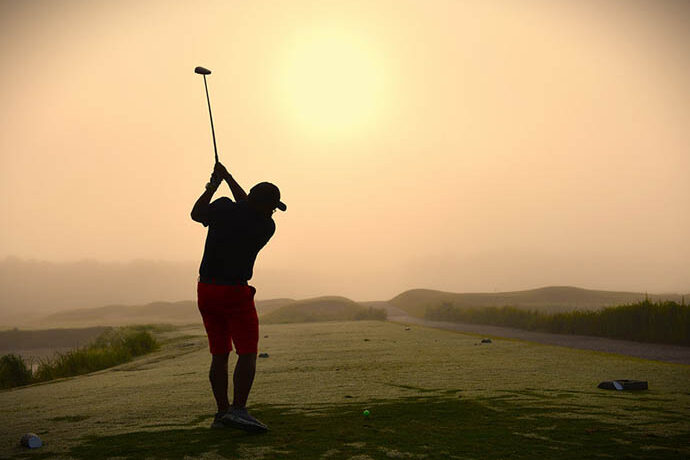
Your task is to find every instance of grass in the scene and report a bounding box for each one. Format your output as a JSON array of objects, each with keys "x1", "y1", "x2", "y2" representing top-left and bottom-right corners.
[
  {"x1": 34, "y1": 326, "x2": 159, "y2": 382},
  {"x1": 1, "y1": 321, "x2": 688, "y2": 459},
  {"x1": 390, "y1": 286, "x2": 686, "y2": 317},
  {"x1": 426, "y1": 300, "x2": 690, "y2": 345},
  {"x1": 0, "y1": 354, "x2": 32, "y2": 389},
  {"x1": 39, "y1": 396, "x2": 690, "y2": 460},
  {"x1": 0, "y1": 326, "x2": 159, "y2": 388}
]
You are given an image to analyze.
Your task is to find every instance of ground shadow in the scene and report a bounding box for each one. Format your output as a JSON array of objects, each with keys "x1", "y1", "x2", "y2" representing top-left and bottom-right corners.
[{"x1": 17, "y1": 396, "x2": 689, "y2": 460}]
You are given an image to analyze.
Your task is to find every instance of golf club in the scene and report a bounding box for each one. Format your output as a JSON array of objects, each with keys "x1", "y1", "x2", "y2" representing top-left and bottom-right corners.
[{"x1": 194, "y1": 66, "x2": 218, "y2": 164}]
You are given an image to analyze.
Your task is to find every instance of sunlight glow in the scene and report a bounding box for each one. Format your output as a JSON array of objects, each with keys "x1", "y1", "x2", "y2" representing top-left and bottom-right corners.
[{"x1": 278, "y1": 30, "x2": 387, "y2": 138}]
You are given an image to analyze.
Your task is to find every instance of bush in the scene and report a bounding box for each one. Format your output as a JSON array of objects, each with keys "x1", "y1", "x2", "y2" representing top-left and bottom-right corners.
[
  {"x1": 34, "y1": 327, "x2": 158, "y2": 382},
  {"x1": 34, "y1": 346, "x2": 130, "y2": 382},
  {"x1": 425, "y1": 300, "x2": 690, "y2": 346},
  {"x1": 0, "y1": 354, "x2": 33, "y2": 389},
  {"x1": 2, "y1": 327, "x2": 160, "y2": 389}
]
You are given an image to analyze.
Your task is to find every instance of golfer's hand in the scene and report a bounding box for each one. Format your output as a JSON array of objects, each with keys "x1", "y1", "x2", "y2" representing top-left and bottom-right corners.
[{"x1": 214, "y1": 162, "x2": 231, "y2": 181}]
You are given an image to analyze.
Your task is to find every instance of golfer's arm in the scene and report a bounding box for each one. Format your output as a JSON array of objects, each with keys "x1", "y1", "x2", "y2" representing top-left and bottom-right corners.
[
  {"x1": 225, "y1": 175, "x2": 248, "y2": 202},
  {"x1": 190, "y1": 188, "x2": 215, "y2": 223}
]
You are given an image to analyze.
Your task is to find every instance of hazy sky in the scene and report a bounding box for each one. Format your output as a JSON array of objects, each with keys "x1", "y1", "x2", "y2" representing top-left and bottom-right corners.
[{"x1": 1, "y1": 0, "x2": 689, "y2": 300}]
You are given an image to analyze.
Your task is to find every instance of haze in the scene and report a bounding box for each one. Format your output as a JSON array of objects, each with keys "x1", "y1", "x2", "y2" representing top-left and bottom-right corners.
[{"x1": 1, "y1": 0, "x2": 689, "y2": 306}]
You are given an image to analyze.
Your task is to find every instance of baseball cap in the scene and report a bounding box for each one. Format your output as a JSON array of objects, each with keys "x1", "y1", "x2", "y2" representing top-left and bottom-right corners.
[{"x1": 250, "y1": 182, "x2": 287, "y2": 211}]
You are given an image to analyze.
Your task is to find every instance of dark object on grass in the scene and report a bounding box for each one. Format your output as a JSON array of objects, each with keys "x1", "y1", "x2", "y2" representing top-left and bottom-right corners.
[
  {"x1": 264, "y1": 335, "x2": 269, "y2": 338},
  {"x1": 258, "y1": 353, "x2": 269, "y2": 358},
  {"x1": 405, "y1": 327, "x2": 411, "y2": 331},
  {"x1": 20, "y1": 433, "x2": 42, "y2": 449},
  {"x1": 597, "y1": 380, "x2": 648, "y2": 391},
  {"x1": 481, "y1": 338, "x2": 492, "y2": 343}
]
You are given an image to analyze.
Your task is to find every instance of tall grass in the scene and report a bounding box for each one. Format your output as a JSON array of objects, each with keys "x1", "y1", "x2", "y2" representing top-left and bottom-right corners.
[
  {"x1": 0, "y1": 354, "x2": 33, "y2": 389},
  {"x1": 0, "y1": 326, "x2": 159, "y2": 389},
  {"x1": 425, "y1": 300, "x2": 690, "y2": 346}
]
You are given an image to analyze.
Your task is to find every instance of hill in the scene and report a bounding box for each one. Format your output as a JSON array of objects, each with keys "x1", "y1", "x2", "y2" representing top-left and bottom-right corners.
[
  {"x1": 261, "y1": 296, "x2": 385, "y2": 324},
  {"x1": 0, "y1": 258, "x2": 198, "y2": 324},
  {"x1": 13, "y1": 285, "x2": 687, "y2": 328},
  {"x1": 390, "y1": 286, "x2": 687, "y2": 318},
  {"x1": 255, "y1": 298, "x2": 297, "y2": 316},
  {"x1": 36, "y1": 298, "x2": 295, "y2": 328},
  {"x1": 0, "y1": 257, "x2": 300, "y2": 326},
  {"x1": 38, "y1": 301, "x2": 197, "y2": 327}
]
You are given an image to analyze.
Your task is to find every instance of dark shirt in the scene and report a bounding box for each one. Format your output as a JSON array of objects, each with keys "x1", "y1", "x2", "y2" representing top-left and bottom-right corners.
[{"x1": 198, "y1": 197, "x2": 275, "y2": 282}]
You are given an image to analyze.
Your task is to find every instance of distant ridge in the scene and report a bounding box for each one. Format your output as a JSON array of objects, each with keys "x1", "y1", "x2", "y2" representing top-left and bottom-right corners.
[
  {"x1": 40, "y1": 301, "x2": 198, "y2": 326},
  {"x1": 32, "y1": 295, "x2": 383, "y2": 328},
  {"x1": 22, "y1": 286, "x2": 687, "y2": 328},
  {"x1": 261, "y1": 296, "x2": 384, "y2": 324},
  {"x1": 38, "y1": 298, "x2": 295, "y2": 327},
  {"x1": 390, "y1": 286, "x2": 687, "y2": 318}
]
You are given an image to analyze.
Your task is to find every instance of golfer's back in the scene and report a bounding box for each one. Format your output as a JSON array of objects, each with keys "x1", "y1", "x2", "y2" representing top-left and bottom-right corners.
[{"x1": 199, "y1": 197, "x2": 275, "y2": 282}]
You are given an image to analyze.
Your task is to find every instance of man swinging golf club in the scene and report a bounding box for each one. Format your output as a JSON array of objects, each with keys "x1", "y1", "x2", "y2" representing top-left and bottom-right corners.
[
  {"x1": 191, "y1": 65, "x2": 286, "y2": 432},
  {"x1": 191, "y1": 163, "x2": 286, "y2": 432}
]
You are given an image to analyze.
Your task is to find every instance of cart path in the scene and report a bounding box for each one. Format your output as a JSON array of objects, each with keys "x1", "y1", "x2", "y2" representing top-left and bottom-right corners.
[{"x1": 364, "y1": 302, "x2": 690, "y2": 365}]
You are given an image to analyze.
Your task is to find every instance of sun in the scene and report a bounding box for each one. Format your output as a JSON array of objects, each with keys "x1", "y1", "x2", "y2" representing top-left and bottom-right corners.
[{"x1": 277, "y1": 30, "x2": 387, "y2": 138}]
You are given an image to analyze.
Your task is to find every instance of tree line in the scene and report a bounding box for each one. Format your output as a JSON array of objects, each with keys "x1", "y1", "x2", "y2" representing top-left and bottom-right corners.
[{"x1": 425, "y1": 300, "x2": 689, "y2": 346}]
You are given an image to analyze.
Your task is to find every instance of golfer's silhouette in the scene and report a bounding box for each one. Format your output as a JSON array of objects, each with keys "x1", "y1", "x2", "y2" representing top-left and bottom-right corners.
[{"x1": 191, "y1": 161, "x2": 286, "y2": 432}]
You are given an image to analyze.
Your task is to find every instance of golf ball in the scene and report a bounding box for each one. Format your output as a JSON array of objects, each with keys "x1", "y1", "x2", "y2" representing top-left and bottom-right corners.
[{"x1": 363, "y1": 409, "x2": 370, "y2": 416}]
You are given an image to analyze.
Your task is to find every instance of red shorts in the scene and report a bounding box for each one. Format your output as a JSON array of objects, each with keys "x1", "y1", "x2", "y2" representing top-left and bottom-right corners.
[{"x1": 197, "y1": 282, "x2": 259, "y2": 355}]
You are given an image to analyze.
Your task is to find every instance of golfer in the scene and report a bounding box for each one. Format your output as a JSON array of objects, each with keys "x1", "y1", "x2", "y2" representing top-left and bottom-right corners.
[{"x1": 191, "y1": 162, "x2": 286, "y2": 432}]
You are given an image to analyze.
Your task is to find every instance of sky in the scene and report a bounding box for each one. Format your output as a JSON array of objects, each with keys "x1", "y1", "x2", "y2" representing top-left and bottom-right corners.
[{"x1": 1, "y1": 0, "x2": 689, "y2": 301}]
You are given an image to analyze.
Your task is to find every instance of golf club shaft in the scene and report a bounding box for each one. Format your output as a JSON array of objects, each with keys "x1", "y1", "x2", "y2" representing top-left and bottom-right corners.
[{"x1": 202, "y1": 75, "x2": 219, "y2": 164}]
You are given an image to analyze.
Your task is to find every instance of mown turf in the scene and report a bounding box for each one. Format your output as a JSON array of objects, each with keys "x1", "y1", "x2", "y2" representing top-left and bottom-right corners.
[
  {"x1": 17, "y1": 396, "x2": 688, "y2": 460},
  {"x1": 1, "y1": 321, "x2": 688, "y2": 459}
]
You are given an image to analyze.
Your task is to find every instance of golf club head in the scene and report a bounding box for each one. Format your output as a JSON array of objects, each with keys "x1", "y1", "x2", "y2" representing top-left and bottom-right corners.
[{"x1": 194, "y1": 66, "x2": 212, "y2": 75}]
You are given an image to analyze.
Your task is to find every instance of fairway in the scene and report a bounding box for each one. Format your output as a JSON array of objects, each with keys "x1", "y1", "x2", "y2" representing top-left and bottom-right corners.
[{"x1": 1, "y1": 321, "x2": 688, "y2": 459}]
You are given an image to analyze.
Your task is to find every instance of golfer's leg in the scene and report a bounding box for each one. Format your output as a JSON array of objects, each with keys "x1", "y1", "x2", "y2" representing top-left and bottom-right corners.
[
  {"x1": 232, "y1": 353, "x2": 257, "y2": 408},
  {"x1": 209, "y1": 353, "x2": 230, "y2": 413}
]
